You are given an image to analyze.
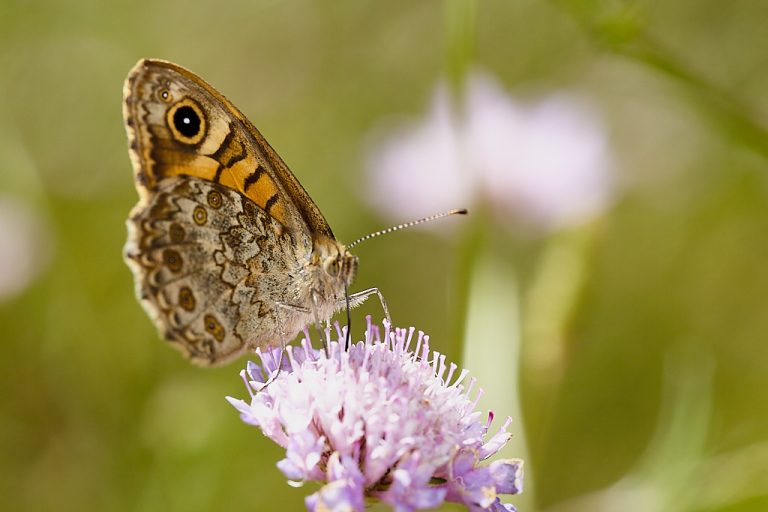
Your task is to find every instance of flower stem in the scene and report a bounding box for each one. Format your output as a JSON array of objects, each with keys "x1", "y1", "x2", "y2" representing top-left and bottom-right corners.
[
  {"x1": 552, "y1": 0, "x2": 768, "y2": 160},
  {"x1": 443, "y1": 0, "x2": 478, "y2": 93},
  {"x1": 451, "y1": 208, "x2": 487, "y2": 363},
  {"x1": 443, "y1": 0, "x2": 479, "y2": 359}
]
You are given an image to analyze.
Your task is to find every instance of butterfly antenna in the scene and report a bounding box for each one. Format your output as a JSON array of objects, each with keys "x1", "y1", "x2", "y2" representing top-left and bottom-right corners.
[{"x1": 348, "y1": 209, "x2": 468, "y2": 249}]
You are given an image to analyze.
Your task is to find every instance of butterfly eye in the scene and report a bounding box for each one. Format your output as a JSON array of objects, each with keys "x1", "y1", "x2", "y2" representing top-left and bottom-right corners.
[
  {"x1": 323, "y1": 256, "x2": 340, "y2": 277},
  {"x1": 166, "y1": 98, "x2": 206, "y2": 145},
  {"x1": 207, "y1": 190, "x2": 223, "y2": 209},
  {"x1": 174, "y1": 106, "x2": 200, "y2": 137}
]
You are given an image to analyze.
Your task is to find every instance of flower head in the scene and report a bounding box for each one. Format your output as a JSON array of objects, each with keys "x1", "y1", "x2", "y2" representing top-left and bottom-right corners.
[
  {"x1": 366, "y1": 70, "x2": 614, "y2": 234},
  {"x1": 227, "y1": 317, "x2": 523, "y2": 511}
]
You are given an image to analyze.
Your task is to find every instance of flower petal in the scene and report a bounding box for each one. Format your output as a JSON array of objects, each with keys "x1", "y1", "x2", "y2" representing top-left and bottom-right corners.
[{"x1": 490, "y1": 459, "x2": 524, "y2": 495}]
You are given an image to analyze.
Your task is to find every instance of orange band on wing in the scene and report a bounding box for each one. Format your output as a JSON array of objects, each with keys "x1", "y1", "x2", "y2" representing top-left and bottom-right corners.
[
  {"x1": 155, "y1": 152, "x2": 220, "y2": 180},
  {"x1": 216, "y1": 162, "x2": 287, "y2": 225}
]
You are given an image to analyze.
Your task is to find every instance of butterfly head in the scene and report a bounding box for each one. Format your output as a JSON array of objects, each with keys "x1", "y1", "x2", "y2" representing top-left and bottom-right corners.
[{"x1": 314, "y1": 239, "x2": 358, "y2": 288}]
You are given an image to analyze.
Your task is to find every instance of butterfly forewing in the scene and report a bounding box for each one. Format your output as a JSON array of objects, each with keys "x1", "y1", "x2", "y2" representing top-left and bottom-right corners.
[{"x1": 124, "y1": 59, "x2": 330, "y2": 235}]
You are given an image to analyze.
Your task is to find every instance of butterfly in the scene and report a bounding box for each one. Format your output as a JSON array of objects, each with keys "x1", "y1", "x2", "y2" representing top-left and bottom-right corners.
[{"x1": 122, "y1": 59, "x2": 390, "y2": 366}]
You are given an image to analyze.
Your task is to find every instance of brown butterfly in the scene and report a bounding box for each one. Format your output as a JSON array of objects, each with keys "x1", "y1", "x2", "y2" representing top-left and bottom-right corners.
[{"x1": 123, "y1": 59, "x2": 393, "y2": 366}]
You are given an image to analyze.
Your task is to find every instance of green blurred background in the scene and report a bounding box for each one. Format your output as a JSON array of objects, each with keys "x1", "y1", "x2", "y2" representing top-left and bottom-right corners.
[{"x1": 2, "y1": 0, "x2": 768, "y2": 511}]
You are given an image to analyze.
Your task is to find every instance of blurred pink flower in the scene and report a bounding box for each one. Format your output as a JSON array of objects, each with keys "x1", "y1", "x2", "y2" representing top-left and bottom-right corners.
[
  {"x1": 0, "y1": 196, "x2": 51, "y2": 301},
  {"x1": 366, "y1": 71, "x2": 614, "y2": 233},
  {"x1": 227, "y1": 318, "x2": 523, "y2": 511}
]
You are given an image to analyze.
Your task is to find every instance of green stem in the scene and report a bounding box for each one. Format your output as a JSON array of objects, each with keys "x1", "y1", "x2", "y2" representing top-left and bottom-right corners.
[
  {"x1": 452, "y1": 211, "x2": 486, "y2": 363},
  {"x1": 617, "y1": 34, "x2": 768, "y2": 159},
  {"x1": 443, "y1": 0, "x2": 480, "y2": 357},
  {"x1": 553, "y1": 1, "x2": 768, "y2": 160},
  {"x1": 444, "y1": 0, "x2": 478, "y2": 92}
]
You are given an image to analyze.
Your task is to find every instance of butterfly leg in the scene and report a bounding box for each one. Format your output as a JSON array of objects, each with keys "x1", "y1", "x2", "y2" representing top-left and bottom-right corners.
[
  {"x1": 261, "y1": 301, "x2": 312, "y2": 391},
  {"x1": 337, "y1": 287, "x2": 389, "y2": 350},
  {"x1": 310, "y1": 291, "x2": 332, "y2": 358},
  {"x1": 259, "y1": 343, "x2": 287, "y2": 392},
  {"x1": 273, "y1": 299, "x2": 329, "y2": 357},
  {"x1": 343, "y1": 288, "x2": 391, "y2": 324}
]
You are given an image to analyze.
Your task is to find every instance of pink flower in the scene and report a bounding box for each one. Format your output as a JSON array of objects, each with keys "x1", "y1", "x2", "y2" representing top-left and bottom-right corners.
[
  {"x1": 366, "y1": 71, "x2": 614, "y2": 233},
  {"x1": 227, "y1": 318, "x2": 523, "y2": 511},
  {"x1": 0, "y1": 196, "x2": 51, "y2": 301}
]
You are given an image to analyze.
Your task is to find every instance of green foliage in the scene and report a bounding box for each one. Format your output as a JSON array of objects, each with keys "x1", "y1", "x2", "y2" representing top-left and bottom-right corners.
[{"x1": 1, "y1": 0, "x2": 767, "y2": 510}]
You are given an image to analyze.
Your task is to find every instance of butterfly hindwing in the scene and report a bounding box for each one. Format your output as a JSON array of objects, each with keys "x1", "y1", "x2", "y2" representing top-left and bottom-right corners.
[{"x1": 125, "y1": 176, "x2": 314, "y2": 365}]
